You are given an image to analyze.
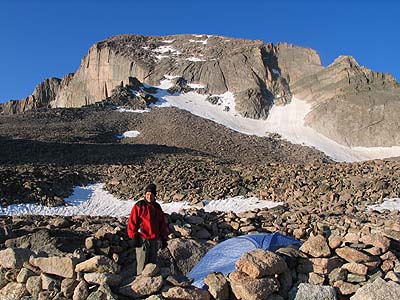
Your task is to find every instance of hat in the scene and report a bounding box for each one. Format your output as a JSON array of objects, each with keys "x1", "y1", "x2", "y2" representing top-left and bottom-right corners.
[{"x1": 145, "y1": 183, "x2": 157, "y2": 195}]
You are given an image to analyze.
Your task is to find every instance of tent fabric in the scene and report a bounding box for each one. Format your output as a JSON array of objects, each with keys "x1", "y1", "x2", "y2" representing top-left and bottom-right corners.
[{"x1": 188, "y1": 232, "x2": 301, "y2": 288}]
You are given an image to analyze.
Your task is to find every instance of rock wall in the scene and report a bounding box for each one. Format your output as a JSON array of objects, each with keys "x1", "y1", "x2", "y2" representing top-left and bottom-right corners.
[
  {"x1": 292, "y1": 56, "x2": 400, "y2": 147},
  {"x1": 2, "y1": 34, "x2": 400, "y2": 148}
]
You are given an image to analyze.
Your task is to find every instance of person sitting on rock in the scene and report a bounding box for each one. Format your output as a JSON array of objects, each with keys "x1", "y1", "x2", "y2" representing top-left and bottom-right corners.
[{"x1": 127, "y1": 183, "x2": 169, "y2": 275}]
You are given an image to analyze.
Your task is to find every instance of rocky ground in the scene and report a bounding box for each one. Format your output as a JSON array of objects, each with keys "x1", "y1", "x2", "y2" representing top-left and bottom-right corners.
[{"x1": 0, "y1": 104, "x2": 399, "y2": 299}]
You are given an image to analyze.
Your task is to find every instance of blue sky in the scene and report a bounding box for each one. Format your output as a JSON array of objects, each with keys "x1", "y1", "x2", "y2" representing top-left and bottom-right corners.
[{"x1": 0, "y1": 0, "x2": 399, "y2": 102}]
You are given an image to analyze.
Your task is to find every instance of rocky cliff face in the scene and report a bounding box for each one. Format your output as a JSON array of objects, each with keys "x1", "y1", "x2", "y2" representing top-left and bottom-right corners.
[
  {"x1": 2, "y1": 34, "x2": 400, "y2": 148},
  {"x1": 0, "y1": 75, "x2": 73, "y2": 115},
  {"x1": 50, "y1": 34, "x2": 296, "y2": 119},
  {"x1": 292, "y1": 56, "x2": 400, "y2": 147}
]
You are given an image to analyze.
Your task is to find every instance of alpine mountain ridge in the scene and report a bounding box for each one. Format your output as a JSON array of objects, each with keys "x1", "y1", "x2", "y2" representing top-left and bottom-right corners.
[{"x1": 1, "y1": 33, "x2": 399, "y2": 148}]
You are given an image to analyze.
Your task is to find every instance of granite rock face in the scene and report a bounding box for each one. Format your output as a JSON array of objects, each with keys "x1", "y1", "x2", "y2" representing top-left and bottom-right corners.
[
  {"x1": 2, "y1": 34, "x2": 400, "y2": 147},
  {"x1": 1, "y1": 76, "x2": 72, "y2": 115}
]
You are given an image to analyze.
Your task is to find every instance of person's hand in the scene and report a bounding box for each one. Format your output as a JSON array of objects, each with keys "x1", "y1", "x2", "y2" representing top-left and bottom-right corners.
[{"x1": 161, "y1": 239, "x2": 168, "y2": 250}]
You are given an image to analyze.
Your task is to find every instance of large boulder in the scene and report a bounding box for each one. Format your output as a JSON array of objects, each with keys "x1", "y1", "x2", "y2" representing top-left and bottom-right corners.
[
  {"x1": 167, "y1": 238, "x2": 208, "y2": 275},
  {"x1": 235, "y1": 249, "x2": 288, "y2": 278},
  {"x1": 0, "y1": 282, "x2": 29, "y2": 300},
  {"x1": 0, "y1": 248, "x2": 33, "y2": 269},
  {"x1": 204, "y1": 272, "x2": 229, "y2": 300},
  {"x1": 119, "y1": 275, "x2": 163, "y2": 298},
  {"x1": 350, "y1": 277, "x2": 400, "y2": 300},
  {"x1": 300, "y1": 235, "x2": 331, "y2": 258},
  {"x1": 228, "y1": 271, "x2": 279, "y2": 300},
  {"x1": 293, "y1": 283, "x2": 337, "y2": 300},
  {"x1": 30, "y1": 256, "x2": 77, "y2": 278},
  {"x1": 75, "y1": 256, "x2": 119, "y2": 274}
]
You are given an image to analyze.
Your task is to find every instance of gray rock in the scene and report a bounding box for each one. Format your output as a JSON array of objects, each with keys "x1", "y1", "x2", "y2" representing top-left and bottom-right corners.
[
  {"x1": 84, "y1": 272, "x2": 122, "y2": 287},
  {"x1": 293, "y1": 283, "x2": 336, "y2": 300},
  {"x1": 350, "y1": 277, "x2": 400, "y2": 300},
  {"x1": 168, "y1": 238, "x2": 207, "y2": 275}
]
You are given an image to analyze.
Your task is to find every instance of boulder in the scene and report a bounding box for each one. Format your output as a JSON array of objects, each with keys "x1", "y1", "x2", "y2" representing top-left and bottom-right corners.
[
  {"x1": 0, "y1": 282, "x2": 29, "y2": 300},
  {"x1": 16, "y1": 267, "x2": 35, "y2": 283},
  {"x1": 204, "y1": 272, "x2": 229, "y2": 300},
  {"x1": 0, "y1": 248, "x2": 33, "y2": 269},
  {"x1": 61, "y1": 278, "x2": 79, "y2": 298},
  {"x1": 235, "y1": 249, "x2": 288, "y2": 278},
  {"x1": 300, "y1": 235, "x2": 331, "y2": 258},
  {"x1": 309, "y1": 257, "x2": 343, "y2": 274},
  {"x1": 142, "y1": 263, "x2": 160, "y2": 277},
  {"x1": 26, "y1": 275, "x2": 42, "y2": 297},
  {"x1": 41, "y1": 273, "x2": 60, "y2": 291},
  {"x1": 359, "y1": 234, "x2": 391, "y2": 252},
  {"x1": 162, "y1": 286, "x2": 211, "y2": 300},
  {"x1": 75, "y1": 255, "x2": 119, "y2": 273},
  {"x1": 335, "y1": 247, "x2": 375, "y2": 263},
  {"x1": 119, "y1": 275, "x2": 163, "y2": 298},
  {"x1": 341, "y1": 262, "x2": 368, "y2": 275},
  {"x1": 168, "y1": 238, "x2": 207, "y2": 275},
  {"x1": 72, "y1": 280, "x2": 89, "y2": 300},
  {"x1": 83, "y1": 272, "x2": 122, "y2": 287},
  {"x1": 333, "y1": 280, "x2": 359, "y2": 295},
  {"x1": 30, "y1": 256, "x2": 76, "y2": 278},
  {"x1": 350, "y1": 277, "x2": 400, "y2": 300},
  {"x1": 229, "y1": 271, "x2": 279, "y2": 300},
  {"x1": 293, "y1": 283, "x2": 336, "y2": 300}
]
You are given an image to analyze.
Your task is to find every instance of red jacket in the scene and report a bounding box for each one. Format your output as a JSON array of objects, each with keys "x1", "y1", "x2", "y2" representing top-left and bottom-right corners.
[{"x1": 127, "y1": 200, "x2": 169, "y2": 240}]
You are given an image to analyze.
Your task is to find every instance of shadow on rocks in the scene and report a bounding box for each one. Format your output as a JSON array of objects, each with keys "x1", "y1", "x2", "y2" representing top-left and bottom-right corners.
[{"x1": 0, "y1": 136, "x2": 206, "y2": 166}]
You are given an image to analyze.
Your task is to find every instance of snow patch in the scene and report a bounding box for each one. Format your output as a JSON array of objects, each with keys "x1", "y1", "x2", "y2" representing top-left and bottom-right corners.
[
  {"x1": 116, "y1": 131, "x2": 140, "y2": 139},
  {"x1": 155, "y1": 55, "x2": 170, "y2": 60},
  {"x1": 188, "y1": 83, "x2": 206, "y2": 89},
  {"x1": 116, "y1": 107, "x2": 150, "y2": 113},
  {"x1": 0, "y1": 184, "x2": 283, "y2": 217},
  {"x1": 148, "y1": 78, "x2": 400, "y2": 162},
  {"x1": 162, "y1": 39, "x2": 175, "y2": 44},
  {"x1": 189, "y1": 39, "x2": 208, "y2": 45},
  {"x1": 164, "y1": 75, "x2": 180, "y2": 80},
  {"x1": 153, "y1": 45, "x2": 181, "y2": 54},
  {"x1": 368, "y1": 198, "x2": 400, "y2": 212},
  {"x1": 186, "y1": 57, "x2": 207, "y2": 62}
]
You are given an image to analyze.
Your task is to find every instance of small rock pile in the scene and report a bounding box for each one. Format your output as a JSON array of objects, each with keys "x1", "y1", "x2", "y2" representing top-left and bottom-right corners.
[{"x1": 296, "y1": 233, "x2": 400, "y2": 298}]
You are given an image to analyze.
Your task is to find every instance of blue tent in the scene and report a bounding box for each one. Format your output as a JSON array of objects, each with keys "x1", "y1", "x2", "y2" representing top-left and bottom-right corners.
[{"x1": 188, "y1": 232, "x2": 301, "y2": 288}]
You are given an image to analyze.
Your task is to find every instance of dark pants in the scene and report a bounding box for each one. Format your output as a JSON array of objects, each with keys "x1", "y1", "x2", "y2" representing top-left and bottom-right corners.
[{"x1": 136, "y1": 239, "x2": 159, "y2": 275}]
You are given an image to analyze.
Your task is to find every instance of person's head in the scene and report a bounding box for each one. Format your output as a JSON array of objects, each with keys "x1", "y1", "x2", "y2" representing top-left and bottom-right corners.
[{"x1": 145, "y1": 183, "x2": 156, "y2": 202}]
